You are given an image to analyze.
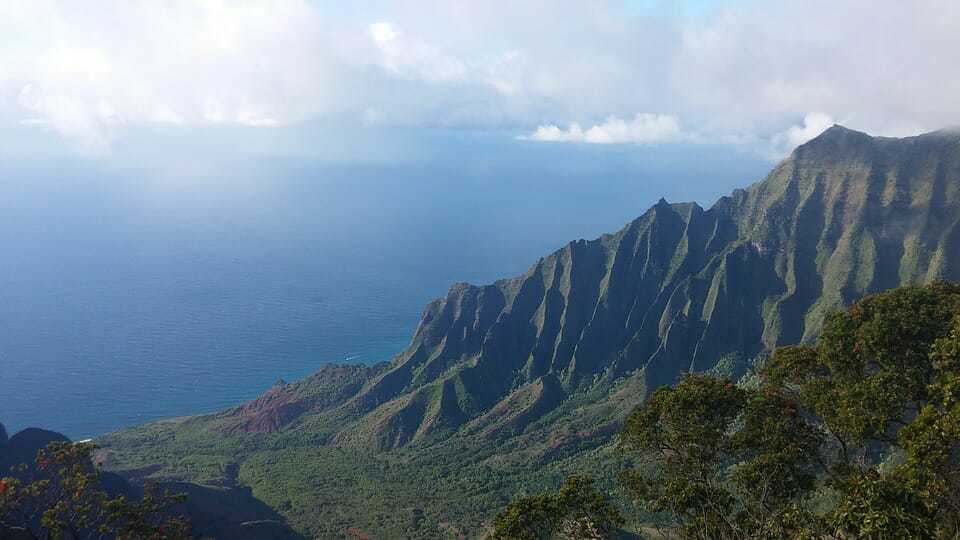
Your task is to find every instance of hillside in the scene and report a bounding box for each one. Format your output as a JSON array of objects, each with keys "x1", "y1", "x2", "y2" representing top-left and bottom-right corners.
[
  {"x1": 98, "y1": 126, "x2": 960, "y2": 538},
  {"x1": 0, "y1": 422, "x2": 300, "y2": 539}
]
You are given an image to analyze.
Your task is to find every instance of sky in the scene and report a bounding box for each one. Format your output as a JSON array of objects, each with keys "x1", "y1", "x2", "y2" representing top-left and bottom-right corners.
[{"x1": 1, "y1": 0, "x2": 958, "y2": 160}]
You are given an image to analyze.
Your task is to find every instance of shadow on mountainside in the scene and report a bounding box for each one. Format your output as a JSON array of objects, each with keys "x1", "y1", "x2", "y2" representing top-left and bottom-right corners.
[{"x1": 1, "y1": 422, "x2": 303, "y2": 540}]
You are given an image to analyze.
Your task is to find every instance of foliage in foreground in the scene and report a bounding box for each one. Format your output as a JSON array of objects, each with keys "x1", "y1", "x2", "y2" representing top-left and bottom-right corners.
[
  {"x1": 493, "y1": 282, "x2": 960, "y2": 539},
  {"x1": 0, "y1": 441, "x2": 190, "y2": 540},
  {"x1": 490, "y1": 475, "x2": 622, "y2": 540}
]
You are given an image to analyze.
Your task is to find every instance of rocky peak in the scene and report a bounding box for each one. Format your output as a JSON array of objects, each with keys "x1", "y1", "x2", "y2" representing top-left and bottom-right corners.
[{"x1": 792, "y1": 124, "x2": 875, "y2": 161}]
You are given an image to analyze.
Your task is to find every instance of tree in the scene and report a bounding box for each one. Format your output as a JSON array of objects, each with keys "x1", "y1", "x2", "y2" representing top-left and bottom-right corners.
[
  {"x1": 763, "y1": 282, "x2": 960, "y2": 538},
  {"x1": 618, "y1": 282, "x2": 960, "y2": 539},
  {"x1": 493, "y1": 283, "x2": 960, "y2": 538},
  {"x1": 490, "y1": 475, "x2": 623, "y2": 540},
  {"x1": 619, "y1": 374, "x2": 823, "y2": 539},
  {"x1": 896, "y1": 314, "x2": 960, "y2": 536},
  {"x1": 1, "y1": 441, "x2": 190, "y2": 539},
  {"x1": 619, "y1": 374, "x2": 745, "y2": 538}
]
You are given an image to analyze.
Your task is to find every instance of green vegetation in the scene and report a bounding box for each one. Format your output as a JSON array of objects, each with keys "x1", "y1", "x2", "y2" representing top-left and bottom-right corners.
[
  {"x1": 0, "y1": 441, "x2": 189, "y2": 539},
  {"x1": 99, "y1": 386, "x2": 639, "y2": 538},
  {"x1": 490, "y1": 476, "x2": 622, "y2": 540},
  {"x1": 496, "y1": 282, "x2": 960, "y2": 538}
]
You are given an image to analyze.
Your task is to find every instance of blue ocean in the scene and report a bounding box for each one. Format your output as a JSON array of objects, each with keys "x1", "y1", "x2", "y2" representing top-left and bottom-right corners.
[{"x1": 0, "y1": 129, "x2": 768, "y2": 439}]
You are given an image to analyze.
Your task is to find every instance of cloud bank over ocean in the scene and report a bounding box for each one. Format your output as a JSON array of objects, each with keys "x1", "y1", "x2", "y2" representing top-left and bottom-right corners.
[{"x1": 1, "y1": 0, "x2": 956, "y2": 156}]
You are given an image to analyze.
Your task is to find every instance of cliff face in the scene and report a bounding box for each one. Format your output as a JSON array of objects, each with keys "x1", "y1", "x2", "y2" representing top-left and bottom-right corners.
[
  {"x1": 99, "y1": 126, "x2": 960, "y2": 539},
  {"x1": 733, "y1": 126, "x2": 960, "y2": 343},
  {"x1": 186, "y1": 126, "x2": 960, "y2": 451},
  {"x1": 327, "y1": 126, "x2": 960, "y2": 449}
]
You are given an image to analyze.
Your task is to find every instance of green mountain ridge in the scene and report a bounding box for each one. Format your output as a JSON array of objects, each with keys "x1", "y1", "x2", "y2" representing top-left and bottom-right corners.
[
  {"x1": 312, "y1": 125, "x2": 960, "y2": 450},
  {"x1": 99, "y1": 125, "x2": 960, "y2": 538}
]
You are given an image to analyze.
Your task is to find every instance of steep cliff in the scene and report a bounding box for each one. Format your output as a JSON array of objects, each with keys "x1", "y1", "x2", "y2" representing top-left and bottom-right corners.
[
  {"x1": 100, "y1": 126, "x2": 960, "y2": 538},
  {"x1": 329, "y1": 126, "x2": 960, "y2": 449}
]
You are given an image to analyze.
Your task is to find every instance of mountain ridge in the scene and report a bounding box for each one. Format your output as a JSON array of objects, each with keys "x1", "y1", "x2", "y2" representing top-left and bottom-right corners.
[
  {"x1": 99, "y1": 125, "x2": 960, "y2": 538},
  {"x1": 316, "y1": 124, "x2": 960, "y2": 451}
]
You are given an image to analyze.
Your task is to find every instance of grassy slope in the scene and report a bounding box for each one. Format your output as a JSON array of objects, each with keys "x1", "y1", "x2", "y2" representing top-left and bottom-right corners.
[{"x1": 100, "y1": 374, "x2": 647, "y2": 538}]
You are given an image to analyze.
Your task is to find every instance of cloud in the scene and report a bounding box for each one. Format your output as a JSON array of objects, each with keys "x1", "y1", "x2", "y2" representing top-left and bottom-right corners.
[
  {"x1": 0, "y1": 0, "x2": 334, "y2": 149},
  {"x1": 17, "y1": 84, "x2": 116, "y2": 152},
  {"x1": 767, "y1": 112, "x2": 836, "y2": 158},
  {"x1": 366, "y1": 21, "x2": 467, "y2": 84},
  {"x1": 670, "y1": 0, "x2": 960, "y2": 140},
  {"x1": 0, "y1": 0, "x2": 958, "y2": 154},
  {"x1": 527, "y1": 114, "x2": 682, "y2": 144},
  {"x1": 369, "y1": 22, "x2": 398, "y2": 44}
]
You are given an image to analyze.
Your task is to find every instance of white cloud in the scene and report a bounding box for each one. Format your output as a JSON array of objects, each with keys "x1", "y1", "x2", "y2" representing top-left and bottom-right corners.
[
  {"x1": 671, "y1": 0, "x2": 960, "y2": 142},
  {"x1": 0, "y1": 0, "x2": 333, "y2": 149},
  {"x1": 528, "y1": 114, "x2": 682, "y2": 144},
  {"x1": 366, "y1": 22, "x2": 467, "y2": 84},
  {"x1": 768, "y1": 112, "x2": 836, "y2": 158},
  {"x1": 0, "y1": 0, "x2": 958, "y2": 154},
  {"x1": 17, "y1": 84, "x2": 116, "y2": 152},
  {"x1": 369, "y1": 22, "x2": 398, "y2": 45},
  {"x1": 149, "y1": 108, "x2": 184, "y2": 125}
]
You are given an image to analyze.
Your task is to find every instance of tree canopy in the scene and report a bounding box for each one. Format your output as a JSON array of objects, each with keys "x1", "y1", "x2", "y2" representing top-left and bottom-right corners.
[
  {"x1": 493, "y1": 282, "x2": 960, "y2": 539},
  {"x1": 490, "y1": 475, "x2": 622, "y2": 540},
  {"x1": 1, "y1": 441, "x2": 190, "y2": 539}
]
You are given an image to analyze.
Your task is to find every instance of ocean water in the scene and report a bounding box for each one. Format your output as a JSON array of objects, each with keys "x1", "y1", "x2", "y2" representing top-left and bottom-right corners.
[{"x1": 0, "y1": 131, "x2": 769, "y2": 439}]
